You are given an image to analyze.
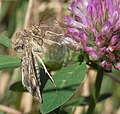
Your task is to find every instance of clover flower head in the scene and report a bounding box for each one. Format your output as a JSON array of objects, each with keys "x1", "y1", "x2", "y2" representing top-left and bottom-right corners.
[{"x1": 62, "y1": 0, "x2": 120, "y2": 70}]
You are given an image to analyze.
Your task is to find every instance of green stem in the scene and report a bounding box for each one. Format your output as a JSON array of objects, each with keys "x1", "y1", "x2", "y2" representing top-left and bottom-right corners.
[{"x1": 86, "y1": 67, "x2": 104, "y2": 114}]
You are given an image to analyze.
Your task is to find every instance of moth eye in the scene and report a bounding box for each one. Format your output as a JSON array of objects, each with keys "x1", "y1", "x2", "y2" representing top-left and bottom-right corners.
[
  {"x1": 32, "y1": 27, "x2": 41, "y2": 36},
  {"x1": 33, "y1": 29, "x2": 38, "y2": 35},
  {"x1": 14, "y1": 44, "x2": 24, "y2": 53}
]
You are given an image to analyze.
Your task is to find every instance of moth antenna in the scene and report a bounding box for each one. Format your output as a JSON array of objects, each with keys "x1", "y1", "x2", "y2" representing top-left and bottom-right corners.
[
  {"x1": 38, "y1": 9, "x2": 49, "y2": 26},
  {"x1": 44, "y1": 39, "x2": 61, "y2": 46},
  {"x1": 38, "y1": 14, "x2": 45, "y2": 26},
  {"x1": 34, "y1": 51, "x2": 56, "y2": 88},
  {"x1": 47, "y1": 14, "x2": 66, "y2": 28}
]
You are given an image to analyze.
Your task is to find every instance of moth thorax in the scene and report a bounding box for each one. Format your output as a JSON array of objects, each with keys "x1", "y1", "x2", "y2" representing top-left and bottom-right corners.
[{"x1": 32, "y1": 25, "x2": 41, "y2": 36}]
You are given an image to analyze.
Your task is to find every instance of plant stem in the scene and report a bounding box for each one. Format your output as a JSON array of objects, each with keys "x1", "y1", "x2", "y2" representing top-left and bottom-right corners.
[{"x1": 86, "y1": 67, "x2": 104, "y2": 114}]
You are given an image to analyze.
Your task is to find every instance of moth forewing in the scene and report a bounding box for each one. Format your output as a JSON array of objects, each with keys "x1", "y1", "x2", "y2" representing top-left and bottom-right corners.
[
  {"x1": 21, "y1": 48, "x2": 42, "y2": 102},
  {"x1": 33, "y1": 51, "x2": 56, "y2": 88}
]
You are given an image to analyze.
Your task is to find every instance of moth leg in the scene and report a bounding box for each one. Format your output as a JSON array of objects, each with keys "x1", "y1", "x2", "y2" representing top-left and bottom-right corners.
[
  {"x1": 33, "y1": 51, "x2": 56, "y2": 88},
  {"x1": 44, "y1": 39, "x2": 61, "y2": 46}
]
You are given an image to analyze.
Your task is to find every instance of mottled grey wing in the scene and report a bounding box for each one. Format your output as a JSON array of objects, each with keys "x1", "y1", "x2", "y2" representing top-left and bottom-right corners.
[
  {"x1": 21, "y1": 46, "x2": 42, "y2": 102},
  {"x1": 13, "y1": 30, "x2": 42, "y2": 102}
]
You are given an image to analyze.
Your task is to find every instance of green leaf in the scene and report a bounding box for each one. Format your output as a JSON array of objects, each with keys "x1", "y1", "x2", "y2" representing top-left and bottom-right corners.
[
  {"x1": 63, "y1": 97, "x2": 88, "y2": 108},
  {"x1": 9, "y1": 81, "x2": 27, "y2": 92},
  {"x1": 0, "y1": 55, "x2": 21, "y2": 70},
  {"x1": 45, "y1": 60, "x2": 63, "y2": 71},
  {"x1": 63, "y1": 93, "x2": 112, "y2": 108},
  {"x1": 40, "y1": 62, "x2": 87, "y2": 114},
  {"x1": 0, "y1": 34, "x2": 12, "y2": 48}
]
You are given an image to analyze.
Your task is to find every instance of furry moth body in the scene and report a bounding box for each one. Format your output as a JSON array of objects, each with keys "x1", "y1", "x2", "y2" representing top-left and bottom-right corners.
[{"x1": 13, "y1": 25, "x2": 62, "y2": 102}]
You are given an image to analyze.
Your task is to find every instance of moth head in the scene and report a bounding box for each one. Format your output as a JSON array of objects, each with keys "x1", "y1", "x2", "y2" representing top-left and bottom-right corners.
[
  {"x1": 14, "y1": 41, "x2": 24, "y2": 53},
  {"x1": 32, "y1": 25, "x2": 41, "y2": 36},
  {"x1": 13, "y1": 31, "x2": 25, "y2": 56}
]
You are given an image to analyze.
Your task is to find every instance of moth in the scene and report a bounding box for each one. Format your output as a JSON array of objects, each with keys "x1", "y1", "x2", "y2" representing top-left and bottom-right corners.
[{"x1": 13, "y1": 24, "x2": 63, "y2": 102}]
